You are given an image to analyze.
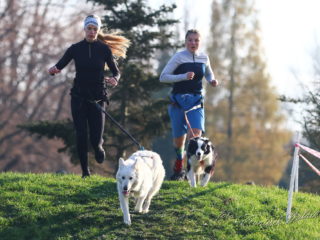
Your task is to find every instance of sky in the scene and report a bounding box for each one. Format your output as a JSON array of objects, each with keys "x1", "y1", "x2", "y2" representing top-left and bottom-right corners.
[
  {"x1": 255, "y1": 0, "x2": 320, "y2": 131},
  {"x1": 256, "y1": 0, "x2": 319, "y2": 97},
  {"x1": 150, "y1": 0, "x2": 319, "y2": 95},
  {"x1": 149, "y1": 0, "x2": 320, "y2": 131}
]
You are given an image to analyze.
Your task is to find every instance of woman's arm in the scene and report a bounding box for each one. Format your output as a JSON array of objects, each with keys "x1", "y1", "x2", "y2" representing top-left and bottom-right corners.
[
  {"x1": 105, "y1": 47, "x2": 120, "y2": 86},
  {"x1": 159, "y1": 54, "x2": 189, "y2": 83},
  {"x1": 48, "y1": 46, "x2": 73, "y2": 75},
  {"x1": 204, "y1": 56, "x2": 218, "y2": 87}
]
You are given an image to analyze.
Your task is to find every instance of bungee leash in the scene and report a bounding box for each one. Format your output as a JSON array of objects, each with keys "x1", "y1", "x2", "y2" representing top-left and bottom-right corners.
[
  {"x1": 49, "y1": 72, "x2": 144, "y2": 150},
  {"x1": 91, "y1": 100, "x2": 144, "y2": 151},
  {"x1": 184, "y1": 103, "x2": 202, "y2": 139}
]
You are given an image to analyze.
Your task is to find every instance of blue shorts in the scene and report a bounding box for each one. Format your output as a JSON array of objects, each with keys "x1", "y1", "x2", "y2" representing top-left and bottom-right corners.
[{"x1": 168, "y1": 93, "x2": 204, "y2": 138}]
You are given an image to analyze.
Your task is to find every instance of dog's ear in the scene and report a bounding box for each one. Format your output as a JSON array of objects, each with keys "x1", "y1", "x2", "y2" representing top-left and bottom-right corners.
[
  {"x1": 204, "y1": 142, "x2": 212, "y2": 155},
  {"x1": 118, "y1": 158, "x2": 125, "y2": 167},
  {"x1": 187, "y1": 139, "x2": 197, "y2": 155}
]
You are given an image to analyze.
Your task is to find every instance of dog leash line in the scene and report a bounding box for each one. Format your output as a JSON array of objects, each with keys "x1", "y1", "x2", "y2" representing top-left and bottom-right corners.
[
  {"x1": 93, "y1": 101, "x2": 144, "y2": 150},
  {"x1": 184, "y1": 104, "x2": 202, "y2": 139}
]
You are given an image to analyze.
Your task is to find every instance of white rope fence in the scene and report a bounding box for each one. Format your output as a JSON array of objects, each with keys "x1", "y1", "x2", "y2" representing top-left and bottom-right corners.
[{"x1": 286, "y1": 140, "x2": 320, "y2": 223}]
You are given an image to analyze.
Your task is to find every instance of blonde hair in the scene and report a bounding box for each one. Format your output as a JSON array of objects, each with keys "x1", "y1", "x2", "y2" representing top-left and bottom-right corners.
[{"x1": 98, "y1": 32, "x2": 131, "y2": 59}]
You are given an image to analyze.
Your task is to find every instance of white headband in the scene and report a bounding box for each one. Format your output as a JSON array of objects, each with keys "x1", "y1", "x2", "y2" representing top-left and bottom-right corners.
[{"x1": 84, "y1": 15, "x2": 102, "y2": 29}]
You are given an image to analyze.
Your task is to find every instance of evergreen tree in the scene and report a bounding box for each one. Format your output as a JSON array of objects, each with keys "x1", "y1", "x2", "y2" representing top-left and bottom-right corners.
[
  {"x1": 301, "y1": 92, "x2": 320, "y2": 148},
  {"x1": 279, "y1": 51, "x2": 320, "y2": 193},
  {"x1": 20, "y1": 0, "x2": 180, "y2": 170},
  {"x1": 206, "y1": 0, "x2": 292, "y2": 184}
]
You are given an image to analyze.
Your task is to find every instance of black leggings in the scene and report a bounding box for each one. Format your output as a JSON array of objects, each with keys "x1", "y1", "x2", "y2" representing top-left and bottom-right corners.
[{"x1": 71, "y1": 97, "x2": 105, "y2": 173}]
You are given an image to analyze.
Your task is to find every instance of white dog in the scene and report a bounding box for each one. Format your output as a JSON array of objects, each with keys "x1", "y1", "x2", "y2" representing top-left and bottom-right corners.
[
  {"x1": 186, "y1": 137, "x2": 216, "y2": 187},
  {"x1": 116, "y1": 150, "x2": 165, "y2": 225}
]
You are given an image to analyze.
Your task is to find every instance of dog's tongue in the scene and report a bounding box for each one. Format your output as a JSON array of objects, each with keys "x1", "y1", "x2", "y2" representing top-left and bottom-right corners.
[{"x1": 122, "y1": 190, "x2": 129, "y2": 196}]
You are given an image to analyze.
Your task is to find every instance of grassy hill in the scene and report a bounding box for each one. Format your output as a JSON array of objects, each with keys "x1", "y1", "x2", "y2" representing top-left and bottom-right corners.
[{"x1": 0, "y1": 172, "x2": 319, "y2": 240}]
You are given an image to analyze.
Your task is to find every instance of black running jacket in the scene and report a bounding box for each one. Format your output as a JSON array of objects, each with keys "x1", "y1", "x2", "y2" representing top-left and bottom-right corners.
[{"x1": 55, "y1": 39, "x2": 120, "y2": 100}]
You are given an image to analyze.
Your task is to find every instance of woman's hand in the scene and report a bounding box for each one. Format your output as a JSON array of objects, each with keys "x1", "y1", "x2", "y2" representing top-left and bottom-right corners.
[
  {"x1": 186, "y1": 72, "x2": 195, "y2": 80},
  {"x1": 210, "y1": 79, "x2": 219, "y2": 87},
  {"x1": 48, "y1": 66, "x2": 61, "y2": 75},
  {"x1": 105, "y1": 77, "x2": 118, "y2": 87}
]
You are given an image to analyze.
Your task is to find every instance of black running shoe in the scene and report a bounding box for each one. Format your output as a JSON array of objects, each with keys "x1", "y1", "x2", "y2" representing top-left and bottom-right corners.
[
  {"x1": 170, "y1": 170, "x2": 186, "y2": 181},
  {"x1": 82, "y1": 170, "x2": 91, "y2": 179},
  {"x1": 94, "y1": 146, "x2": 105, "y2": 164}
]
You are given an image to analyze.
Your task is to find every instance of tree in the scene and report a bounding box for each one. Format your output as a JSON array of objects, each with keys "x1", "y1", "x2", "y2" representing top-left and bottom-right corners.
[
  {"x1": 205, "y1": 0, "x2": 292, "y2": 185},
  {"x1": 301, "y1": 88, "x2": 320, "y2": 148},
  {"x1": 0, "y1": 0, "x2": 95, "y2": 173},
  {"x1": 20, "y1": 0, "x2": 180, "y2": 173},
  {"x1": 279, "y1": 45, "x2": 320, "y2": 193}
]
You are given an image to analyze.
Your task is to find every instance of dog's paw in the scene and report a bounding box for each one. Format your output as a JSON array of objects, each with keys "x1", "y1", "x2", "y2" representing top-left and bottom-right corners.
[
  {"x1": 142, "y1": 209, "x2": 149, "y2": 214},
  {"x1": 124, "y1": 219, "x2": 131, "y2": 225},
  {"x1": 189, "y1": 180, "x2": 197, "y2": 188},
  {"x1": 134, "y1": 207, "x2": 143, "y2": 213}
]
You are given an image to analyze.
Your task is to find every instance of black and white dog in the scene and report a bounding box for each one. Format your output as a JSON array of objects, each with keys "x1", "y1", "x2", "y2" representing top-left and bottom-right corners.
[{"x1": 186, "y1": 137, "x2": 216, "y2": 187}]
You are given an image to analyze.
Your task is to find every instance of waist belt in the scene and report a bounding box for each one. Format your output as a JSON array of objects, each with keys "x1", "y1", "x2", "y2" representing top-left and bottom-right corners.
[
  {"x1": 71, "y1": 90, "x2": 109, "y2": 105},
  {"x1": 170, "y1": 94, "x2": 203, "y2": 112}
]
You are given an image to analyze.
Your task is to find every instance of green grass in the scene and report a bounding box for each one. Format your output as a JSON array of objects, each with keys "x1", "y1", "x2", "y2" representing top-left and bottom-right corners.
[{"x1": 0, "y1": 173, "x2": 319, "y2": 240}]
